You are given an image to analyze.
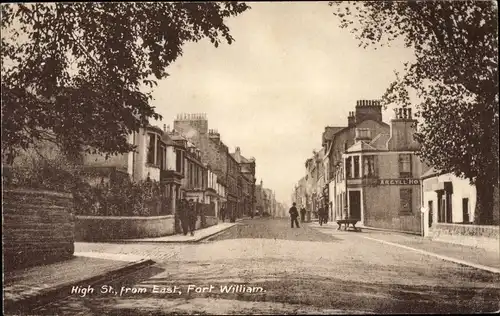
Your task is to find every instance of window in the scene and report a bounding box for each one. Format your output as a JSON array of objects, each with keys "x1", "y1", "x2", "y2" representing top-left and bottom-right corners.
[
  {"x1": 428, "y1": 200, "x2": 433, "y2": 227},
  {"x1": 346, "y1": 157, "x2": 352, "y2": 179},
  {"x1": 176, "y1": 150, "x2": 182, "y2": 172},
  {"x1": 353, "y1": 156, "x2": 360, "y2": 178},
  {"x1": 147, "y1": 133, "x2": 156, "y2": 164},
  {"x1": 363, "y1": 156, "x2": 376, "y2": 177},
  {"x1": 399, "y1": 154, "x2": 412, "y2": 178},
  {"x1": 159, "y1": 144, "x2": 165, "y2": 169},
  {"x1": 462, "y1": 198, "x2": 470, "y2": 223},
  {"x1": 400, "y1": 188, "x2": 412, "y2": 214}
]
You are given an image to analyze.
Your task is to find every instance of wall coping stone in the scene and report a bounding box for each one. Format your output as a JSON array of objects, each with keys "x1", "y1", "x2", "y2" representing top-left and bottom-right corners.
[
  {"x1": 76, "y1": 215, "x2": 174, "y2": 220},
  {"x1": 435, "y1": 223, "x2": 499, "y2": 230},
  {"x1": 4, "y1": 188, "x2": 72, "y2": 199}
]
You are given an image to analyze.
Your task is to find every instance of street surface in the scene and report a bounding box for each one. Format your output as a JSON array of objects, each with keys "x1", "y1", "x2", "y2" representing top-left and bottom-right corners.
[{"x1": 34, "y1": 218, "x2": 499, "y2": 315}]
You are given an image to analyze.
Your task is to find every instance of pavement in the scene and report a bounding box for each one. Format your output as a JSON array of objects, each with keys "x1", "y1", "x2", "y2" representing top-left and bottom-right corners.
[
  {"x1": 308, "y1": 221, "x2": 500, "y2": 273},
  {"x1": 123, "y1": 222, "x2": 239, "y2": 243},
  {"x1": 3, "y1": 252, "x2": 155, "y2": 314},
  {"x1": 3, "y1": 222, "x2": 241, "y2": 314}
]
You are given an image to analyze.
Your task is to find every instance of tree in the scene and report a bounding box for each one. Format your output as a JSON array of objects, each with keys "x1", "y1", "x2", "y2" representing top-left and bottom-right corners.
[
  {"x1": 329, "y1": 1, "x2": 499, "y2": 224},
  {"x1": 1, "y1": 2, "x2": 249, "y2": 162}
]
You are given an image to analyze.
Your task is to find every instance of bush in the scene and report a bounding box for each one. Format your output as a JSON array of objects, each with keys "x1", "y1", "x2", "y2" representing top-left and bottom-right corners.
[
  {"x1": 2, "y1": 146, "x2": 81, "y2": 194},
  {"x1": 2, "y1": 144, "x2": 171, "y2": 217},
  {"x1": 73, "y1": 179, "x2": 171, "y2": 217}
]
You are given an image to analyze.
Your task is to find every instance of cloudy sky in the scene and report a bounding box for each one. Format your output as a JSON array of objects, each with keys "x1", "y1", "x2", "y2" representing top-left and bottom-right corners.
[{"x1": 151, "y1": 2, "x2": 415, "y2": 205}]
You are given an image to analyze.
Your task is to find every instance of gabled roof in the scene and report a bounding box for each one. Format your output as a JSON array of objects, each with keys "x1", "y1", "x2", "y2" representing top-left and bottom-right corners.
[
  {"x1": 322, "y1": 126, "x2": 345, "y2": 145},
  {"x1": 421, "y1": 167, "x2": 443, "y2": 179},
  {"x1": 230, "y1": 151, "x2": 255, "y2": 164},
  {"x1": 346, "y1": 141, "x2": 378, "y2": 153},
  {"x1": 161, "y1": 133, "x2": 176, "y2": 146}
]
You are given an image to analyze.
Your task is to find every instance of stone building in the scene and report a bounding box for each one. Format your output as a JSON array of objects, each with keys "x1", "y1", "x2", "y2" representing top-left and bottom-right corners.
[
  {"x1": 172, "y1": 114, "x2": 231, "y2": 217},
  {"x1": 83, "y1": 125, "x2": 167, "y2": 184},
  {"x1": 334, "y1": 107, "x2": 431, "y2": 233},
  {"x1": 325, "y1": 100, "x2": 390, "y2": 220},
  {"x1": 231, "y1": 147, "x2": 256, "y2": 217},
  {"x1": 421, "y1": 169, "x2": 499, "y2": 227}
]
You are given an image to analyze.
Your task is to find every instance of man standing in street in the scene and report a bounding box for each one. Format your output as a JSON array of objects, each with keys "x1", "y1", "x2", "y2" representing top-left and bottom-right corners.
[
  {"x1": 187, "y1": 199, "x2": 198, "y2": 236},
  {"x1": 300, "y1": 206, "x2": 306, "y2": 223},
  {"x1": 220, "y1": 205, "x2": 226, "y2": 222},
  {"x1": 289, "y1": 202, "x2": 300, "y2": 228},
  {"x1": 318, "y1": 206, "x2": 325, "y2": 226},
  {"x1": 178, "y1": 199, "x2": 189, "y2": 236}
]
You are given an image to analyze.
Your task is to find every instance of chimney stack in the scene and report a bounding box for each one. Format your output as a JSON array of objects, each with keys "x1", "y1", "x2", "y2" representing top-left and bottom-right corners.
[
  {"x1": 355, "y1": 99, "x2": 383, "y2": 123},
  {"x1": 348, "y1": 111, "x2": 356, "y2": 127},
  {"x1": 388, "y1": 107, "x2": 418, "y2": 151}
]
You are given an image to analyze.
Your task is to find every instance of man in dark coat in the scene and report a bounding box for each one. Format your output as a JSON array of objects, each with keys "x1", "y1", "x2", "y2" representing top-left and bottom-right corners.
[
  {"x1": 178, "y1": 199, "x2": 190, "y2": 235},
  {"x1": 220, "y1": 206, "x2": 226, "y2": 222},
  {"x1": 320, "y1": 206, "x2": 329, "y2": 226},
  {"x1": 289, "y1": 202, "x2": 300, "y2": 228},
  {"x1": 187, "y1": 199, "x2": 198, "y2": 236},
  {"x1": 300, "y1": 207, "x2": 306, "y2": 223}
]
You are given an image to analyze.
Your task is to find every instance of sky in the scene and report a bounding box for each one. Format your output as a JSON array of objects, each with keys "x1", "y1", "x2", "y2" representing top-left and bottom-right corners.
[{"x1": 150, "y1": 2, "x2": 416, "y2": 205}]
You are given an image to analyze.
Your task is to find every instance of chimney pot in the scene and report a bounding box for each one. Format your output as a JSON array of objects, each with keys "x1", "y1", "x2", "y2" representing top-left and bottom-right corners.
[{"x1": 163, "y1": 124, "x2": 166, "y2": 132}]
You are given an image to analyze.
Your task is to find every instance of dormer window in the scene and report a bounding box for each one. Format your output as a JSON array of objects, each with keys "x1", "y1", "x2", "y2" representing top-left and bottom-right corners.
[{"x1": 355, "y1": 128, "x2": 371, "y2": 141}]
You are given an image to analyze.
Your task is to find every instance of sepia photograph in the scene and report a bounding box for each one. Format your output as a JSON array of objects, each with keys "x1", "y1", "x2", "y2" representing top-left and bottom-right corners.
[{"x1": 1, "y1": 1, "x2": 499, "y2": 315}]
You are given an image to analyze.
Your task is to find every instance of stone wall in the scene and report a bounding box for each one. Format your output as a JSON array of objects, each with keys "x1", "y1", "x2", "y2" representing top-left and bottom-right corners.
[
  {"x1": 429, "y1": 223, "x2": 499, "y2": 251},
  {"x1": 3, "y1": 188, "x2": 75, "y2": 271},
  {"x1": 75, "y1": 215, "x2": 176, "y2": 241},
  {"x1": 76, "y1": 214, "x2": 218, "y2": 241},
  {"x1": 430, "y1": 223, "x2": 499, "y2": 238}
]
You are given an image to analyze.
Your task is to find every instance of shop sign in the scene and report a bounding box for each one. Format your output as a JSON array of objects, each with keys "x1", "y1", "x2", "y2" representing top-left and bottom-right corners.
[{"x1": 378, "y1": 179, "x2": 420, "y2": 185}]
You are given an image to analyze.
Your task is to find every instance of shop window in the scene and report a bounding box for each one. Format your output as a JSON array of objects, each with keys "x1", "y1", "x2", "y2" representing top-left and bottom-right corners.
[
  {"x1": 147, "y1": 133, "x2": 156, "y2": 165},
  {"x1": 400, "y1": 188, "x2": 412, "y2": 214},
  {"x1": 399, "y1": 154, "x2": 412, "y2": 178}
]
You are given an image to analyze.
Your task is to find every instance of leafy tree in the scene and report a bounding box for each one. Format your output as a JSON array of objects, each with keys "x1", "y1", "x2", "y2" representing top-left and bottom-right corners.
[
  {"x1": 330, "y1": 1, "x2": 499, "y2": 224},
  {"x1": 1, "y1": 2, "x2": 249, "y2": 162}
]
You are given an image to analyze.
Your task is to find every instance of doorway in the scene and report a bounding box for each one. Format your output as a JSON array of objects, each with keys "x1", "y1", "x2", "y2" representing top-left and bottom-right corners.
[{"x1": 348, "y1": 191, "x2": 361, "y2": 220}]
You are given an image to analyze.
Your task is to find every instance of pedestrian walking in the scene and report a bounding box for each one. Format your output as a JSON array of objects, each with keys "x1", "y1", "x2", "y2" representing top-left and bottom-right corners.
[
  {"x1": 289, "y1": 202, "x2": 300, "y2": 228},
  {"x1": 300, "y1": 207, "x2": 306, "y2": 223},
  {"x1": 187, "y1": 199, "x2": 198, "y2": 236}
]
